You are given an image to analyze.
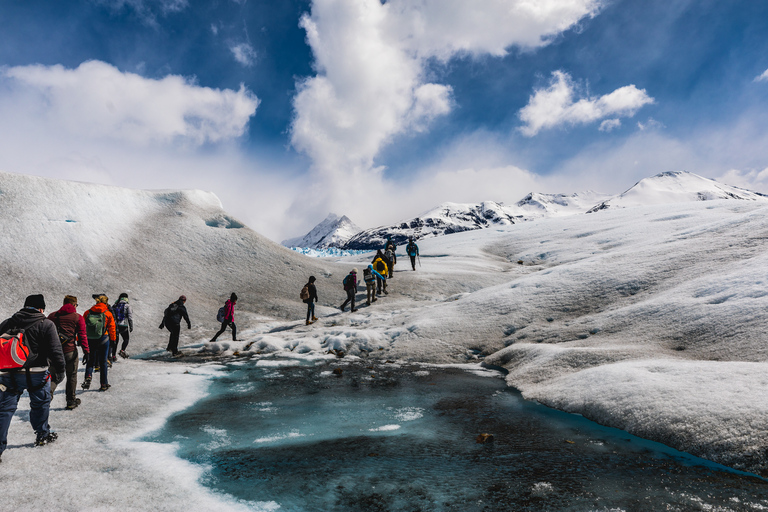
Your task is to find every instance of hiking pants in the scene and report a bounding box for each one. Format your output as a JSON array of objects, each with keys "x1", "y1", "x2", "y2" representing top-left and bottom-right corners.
[
  {"x1": 305, "y1": 300, "x2": 315, "y2": 322},
  {"x1": 166, "y1": 324, "x2": 181, "y2": 353},
  {"x1": 410, "y1": 255, "x2": 416, "y2": 270},
  {"x1": 341, "y1": 288, "x2": 356, "y2": 311},
  {"x1": 50, "y1": 350, "x2": 79, "y2": 405},
  {"x1": 86, "y1": 336, "x2": 109, "y2": 388},
  {"x1": 376, "y1": 276, "x2": 387, "y2": 294},
  {"x1": 211, "y1": 321, "x2": 237, "y2": 341},
  {"x1": 0, "y1": 369, "x2": 52, "y2": 456},
  {"x1": 115, "y1": 325, "x2": 130, "y2": 353},
  {"x1": 365, "y1": 280, "x2": 376, "y2": 303}
]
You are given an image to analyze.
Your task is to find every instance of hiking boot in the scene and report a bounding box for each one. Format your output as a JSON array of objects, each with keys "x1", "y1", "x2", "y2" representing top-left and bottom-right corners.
[
  {"x1": 99, "y1": 384, "x2": 111, "y2": 392},
  {"x1": 365, "y1": 301, "x2": 371, "y2": 306},
  {"x1": 81, "y1": 377, "x2": 91, "y2": 390},
  {"x1": 66, "y1": 397, "x2": 82, "y2": 410},
  {"x1": 351, "y1": 308, "x2": 358, "y2": 312},
  {"x1": 119, "y1": 350, "x2": 129, "y2": 359},
  {"x1": 172, "y1": 352, "x2": 184, "y2": 358},
  {"x1": 312, "y1": 316, "x2": 318, "y2": 322},
  {"x1": 339, "y1": 306, "x2": 345, "y2": 312},
  {"x1": 94, "y1": 366, "x2": 100, "y2": 372},
  {"x1": 107, "y1": 359, "x2": 113, "y2": 368},
  {"x1": 35, "y1": 431, "x2": 58, "y2": 447},
  {"x1": 306, "y1": 320, "x2": 311, "y2": 325}
]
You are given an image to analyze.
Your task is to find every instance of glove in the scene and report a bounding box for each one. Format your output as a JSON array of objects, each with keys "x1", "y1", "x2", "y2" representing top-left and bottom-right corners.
[
  {"x1": 52, "y1": 371, "x2": 66, "y2": 385},
  {"x1": 129, "y1": 327, "x2": 133, "y2": 332},
  {"x1": 159, "y1": 324, "x2": 164, "y2": 329},
  {"x1": 82, "y1": 352, "x2": 89, "y2": 365}
]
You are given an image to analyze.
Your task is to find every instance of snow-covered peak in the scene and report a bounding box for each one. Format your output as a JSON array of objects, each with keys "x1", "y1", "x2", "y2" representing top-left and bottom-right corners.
[
  {"x1": 282, "y1": 213, "x2": 362, "y2": 249},
  {"x1": 513, "y1": 191, "x2": 611, "y2": 219},
  {"x1": 588, "y1": 171, "x2": 768, "y2": 212}
]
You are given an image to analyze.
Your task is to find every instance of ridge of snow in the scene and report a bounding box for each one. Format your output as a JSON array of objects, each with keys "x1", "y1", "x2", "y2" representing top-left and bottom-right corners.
[{"x1": 587, "y1": 171, "x2": 768, "y2": 212}]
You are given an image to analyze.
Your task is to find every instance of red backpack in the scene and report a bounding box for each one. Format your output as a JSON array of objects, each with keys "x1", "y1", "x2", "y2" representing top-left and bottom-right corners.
[{"x1": 0, "y1": 330, "x2": 34, "y2": 370}]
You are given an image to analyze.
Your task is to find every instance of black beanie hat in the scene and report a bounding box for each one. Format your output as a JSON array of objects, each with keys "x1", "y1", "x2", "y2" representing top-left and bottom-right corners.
[{"x1": 24, "y1": 294, "x2": 46, "y2": 310}]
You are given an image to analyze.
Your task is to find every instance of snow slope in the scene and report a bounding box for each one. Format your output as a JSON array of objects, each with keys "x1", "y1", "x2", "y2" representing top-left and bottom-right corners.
[
  {"x1": 281, "y1": 213, "x2": 362, "y2": 249},
  {"x1": 0, "y1": 170, "x2": 346, "y2": 349},
  {"x1": 588, "y1": 170, "x2": 768, "y2": 212}
]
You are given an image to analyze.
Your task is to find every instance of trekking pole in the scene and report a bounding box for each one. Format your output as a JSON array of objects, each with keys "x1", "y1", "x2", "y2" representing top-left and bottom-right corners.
[{"x1": 418, "y1": 254, "x2": 421, "y2": 267}]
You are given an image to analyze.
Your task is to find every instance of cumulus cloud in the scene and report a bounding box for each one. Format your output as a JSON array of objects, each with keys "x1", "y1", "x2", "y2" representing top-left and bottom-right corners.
[
  {"x1": 599, "y1": 119, "x2": 621, "y2": 132},
  {"x1": 754, "y1": 69, "x2": 768, "y2": 83},
  {"x1": 2, "y1": 60, "x2": 259, "y2": 146},
  {"x1": 230, "y1": 42, "x2": 257, "y2": 67},
  {"x1": 290, "y1": 0, "x2": 603, "y2": 211},
  {"x1": 518, "y1": 71, "x2": 654, "y2": 136}
]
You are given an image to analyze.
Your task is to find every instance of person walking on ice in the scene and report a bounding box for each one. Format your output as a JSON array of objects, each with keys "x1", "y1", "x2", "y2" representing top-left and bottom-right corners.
[
  {"x1": 48, "y1": 295, "x2": 89, "y2": 409},
  {"x1": 210, "y1": 293, "x2": 239, "y2": 342},
  {"x1": 160, "y1": 296, "x2": 191, "y2": 356},
  {"x1": 83, "y1": 294, "x2": 116, "y2": 392},
  {"x1": 301, "y1": 277, "x2": 318, "y2": 325},
  {"x1": 406, "y1": 237, "x2": 419, "y2": 271},
  {"x1": 0, "y1": 294, "x2": 66, "y2": 460},
  {"x1": 364, "y1": 265, "x2": 384, "y2": 305},
  {"x1": 340, "y1": 268, "x2": 358, "y2": 312},
  {"x1": 112, "y1": 293, "x2": 133, "y2": 359},
  {"x1": 372, "y1": 251, "x2": 388, "y2": 295}
]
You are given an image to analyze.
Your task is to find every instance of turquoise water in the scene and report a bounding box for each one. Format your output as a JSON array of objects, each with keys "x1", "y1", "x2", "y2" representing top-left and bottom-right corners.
[{"x1": 144, "y1": 359, "x2": 768, "y2": 511}]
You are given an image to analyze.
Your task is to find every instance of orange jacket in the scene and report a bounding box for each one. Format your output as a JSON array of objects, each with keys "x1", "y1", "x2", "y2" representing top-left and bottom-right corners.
[{"x1": 85, "y1": 302, "x2": 117, "y2": 342}]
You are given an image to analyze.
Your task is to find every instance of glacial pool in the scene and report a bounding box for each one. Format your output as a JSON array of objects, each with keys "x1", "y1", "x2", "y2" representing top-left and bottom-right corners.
[{"x1": 143, "y1": 359, "x2": 768, "y2": 511}]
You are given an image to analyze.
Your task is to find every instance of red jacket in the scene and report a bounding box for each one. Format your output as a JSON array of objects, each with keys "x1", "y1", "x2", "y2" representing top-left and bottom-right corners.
[
  {"x1": 48, "y1": 304, "x2": 89, "y2": 354},
  {"x1": 85, "y1": 302, "x2": 117, "y2": 342},
  {"x1": 224, "y1": 299, "x2": 235, "y2": 322}
]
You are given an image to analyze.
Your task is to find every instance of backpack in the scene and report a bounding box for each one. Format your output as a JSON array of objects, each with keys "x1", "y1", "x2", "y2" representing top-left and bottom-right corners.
[
  {"x1": 363, "y1": 267, "x2": 374, "y2": 282},
  {"x1": 113, "y1": 302, "x2": 127, "y2": 323},
  {"x1": 85, "y1": 311, "x2": 106, "y2": 340},
  {"x1": 216, "y1": 306, "x2": 226, "y2": 323},
  {"x1": 343, "y1": 274, "x2": 354, "y2": 290},
  {"x1": 300, "y1": 285, "x2": 310, "y2": 300},
  {"x1": 407, "y1": 242, "x2": 417, "y2": 256},
  {"x1": 0, "y1": 329, "x2": 35, "y2": 370}
]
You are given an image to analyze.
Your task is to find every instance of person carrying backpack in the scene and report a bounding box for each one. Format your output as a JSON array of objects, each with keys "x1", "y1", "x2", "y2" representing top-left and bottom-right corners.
[
  {"x1": 82, "y1": 295, "x2": 116, "y2": 392},
  {"x1": 340, "y1": 269, "x2": 358, "y2": 312},
  {"x1": 406, "y1": 237, "x2": 420, "y2": 271},
  {"x1": 0, "y1": 294, "x2": 66, "y2": 460},
  {"x1": 384, "y1": 238, "x2": 397, "y2": 278},
  {"x1": 160, "y1": 296, "x2": 191, "y2": 356},
  {"x1": 111, "y1": 293, "x2": 134, "y2": 360},
  {"x1": 372, "y1": 250, "x2": 388, "y2": 295},
  {"x1": 210, "y1": 293, "x2": 239, "y2": 342},
  {"x1": 302, "y1": 277, "x2": 318, "y2": 325},
  {"x1": 363, "y1": 265, "x2": 384, "y2": 305},
  {"x1": 48, "y1": 295, "x2": 89, "y2": 410}
]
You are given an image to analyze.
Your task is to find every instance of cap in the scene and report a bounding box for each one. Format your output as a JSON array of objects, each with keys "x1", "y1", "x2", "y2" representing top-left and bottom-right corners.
[{"x1": 24, "y1": 294, "x2": 46, "y2": 310}]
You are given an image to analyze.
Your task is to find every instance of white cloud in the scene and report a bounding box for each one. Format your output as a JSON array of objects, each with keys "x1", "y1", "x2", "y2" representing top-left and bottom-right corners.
[
  {"x1": 519, "y1": 71, "x2": 654, "y2": 136},
  {"x1": 96, "y1": 0, "x2": 189, "y2": 26},
  {"x1": 599, "y1": 119, "x2": 621, "y2": 132},
  {"x1": 290, "y1": 0, "x2": 603, "y2": 208},
  {"x1": 754, "y1": 69, "x2": 768, "y2": 83},
  {"x1": 2, "y1": 60, "x2": 259, "y2": 146},
  {"x1": 637, "y1": 118, "x2": 664, "y2": 131},
  {"x1": 230, "y1": 42, "x2": 257, "y2": 67}
]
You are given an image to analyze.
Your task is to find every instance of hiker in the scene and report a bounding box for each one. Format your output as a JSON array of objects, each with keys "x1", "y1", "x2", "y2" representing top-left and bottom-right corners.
[
  {"x1": 364, "y1": 265, "x2": 384, "y2": 305},
  {"x1": 111, "y1": 293, "x2": 134, "y2": 359},
  {"x1": 0, "y1": 294, "x2": 66, "y2": 460},
  {"x1": 83, "y1": 294, "x2": 116, "y2": 392},
  {"x1": 48, "y1": 295, "x2": 89, "y2": 410},
  {"x1": 302, "y1": 277, "x2": 318, "y2": 325},
  {"x1": 340, "y1": 268, "x2": 358, "y2": 312},
  {"x1": 384, "y1": 238, "x2": 396, "y2": 278},
  {"x1": 211, "y1": 293, "x2": 238, "y2": 342},
  {"x1": 406, "y1": 237, "x2": 419, "y2": 271},
  {"x1": 160, "y1": 296, "x2": 191, "y2": 356},
  {"x1": 372, "y1": 250, "x2": 388, "y2": 295}
]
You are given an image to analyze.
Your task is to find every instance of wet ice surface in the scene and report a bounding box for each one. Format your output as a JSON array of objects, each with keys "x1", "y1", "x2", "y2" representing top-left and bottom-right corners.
[{"x1": 144, "y1": 360, "x2": 768, "y2": 511}]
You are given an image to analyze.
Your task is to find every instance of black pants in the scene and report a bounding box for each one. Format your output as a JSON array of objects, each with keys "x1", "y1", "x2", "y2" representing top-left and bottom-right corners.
[
  {"x1": 410, "y1": 255, "x2": 416, "y2": 270},
  {"x1": 111, "y1": 325, "x2": 130, "y2": 357},
  {"x1": 166, "y1": 324, "x2": 181, "y2": 353},
  {"x1": 50, "y1": 350, "x2": 79, "y2": 405},
  {"x1": 211, "y1": 321, "x2": 236, "y2": 341},
  {"x1": 340, "y1": 288, "x2": 356, "y2": 311}
]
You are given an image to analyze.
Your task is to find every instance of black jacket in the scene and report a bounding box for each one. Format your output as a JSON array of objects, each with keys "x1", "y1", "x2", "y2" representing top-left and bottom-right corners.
[
  {"x1": 160, "y1": 301, "x2": 191, "y2": 329},
  {"x1": 303, "y1": 283, "x2": 318, "y2": 303},
  {"x1": 0, "y1": 307, "x2": 66, "y2": 372}
]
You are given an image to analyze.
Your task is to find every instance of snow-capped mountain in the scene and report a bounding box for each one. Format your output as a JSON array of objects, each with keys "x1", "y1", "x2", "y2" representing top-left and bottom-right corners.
[
  {"x1": 282, "y1": 213, "x2": 362, "y2": 249},
  {"x1": 588, "y1": 171, "x2": 768, "y2": 212},
  {"x1": 340, "y1": 192, "x2": 611, "y2": 250},
  {"x1": 341, "y1": 201, "x2": 519, "y2": 250}
]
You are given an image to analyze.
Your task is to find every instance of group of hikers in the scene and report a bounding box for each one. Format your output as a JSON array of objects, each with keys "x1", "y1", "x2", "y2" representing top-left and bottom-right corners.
[
  {"x1": 302, "y1": 236, "x2": 420, "y2": 323},
  {"x1": 0, "y1": 236, "x2": 421, "y2": 461},
  {"x1": 0, "y1": 292, "x2": 133, "y2": 462}
]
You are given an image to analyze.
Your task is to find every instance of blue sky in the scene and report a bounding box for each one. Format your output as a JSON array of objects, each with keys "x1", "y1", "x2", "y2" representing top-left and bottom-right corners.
[{"x1": 1, "y1": 0, "x2": 768, "y2": 240}]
